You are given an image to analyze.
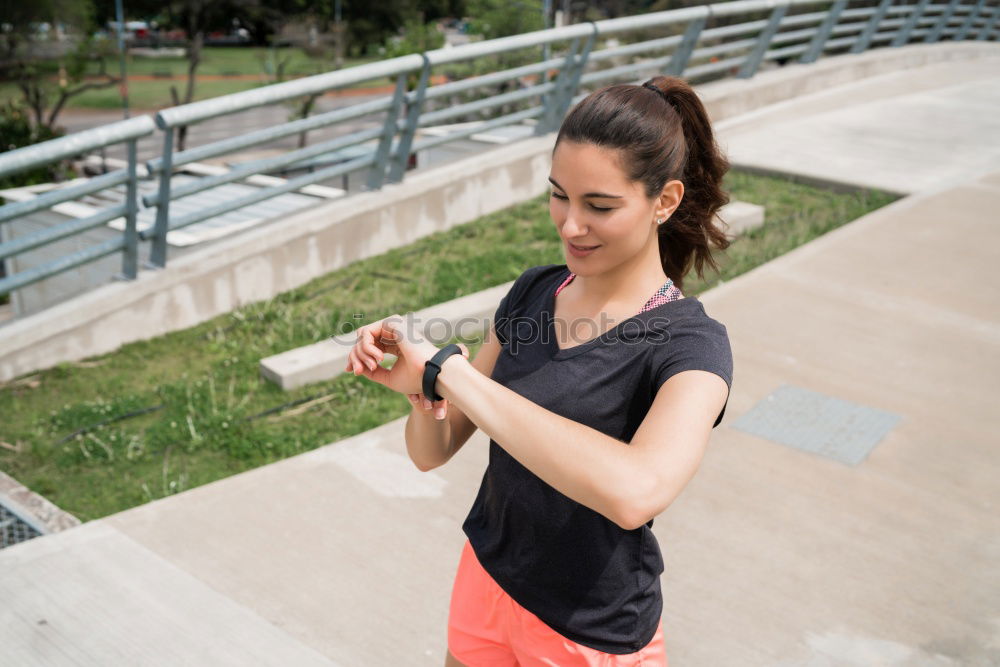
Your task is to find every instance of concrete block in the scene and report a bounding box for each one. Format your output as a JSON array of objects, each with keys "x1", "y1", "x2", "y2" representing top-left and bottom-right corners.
[
  {"x1": 719, "y1": 200, "x2": 765, "y2": 239},
  {"x1": 260, "y1": 282, "x2": 513, "y2": 390}
]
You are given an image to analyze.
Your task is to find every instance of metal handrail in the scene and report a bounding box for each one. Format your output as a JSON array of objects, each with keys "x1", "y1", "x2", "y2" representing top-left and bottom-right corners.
[
  {"x1": 0, "y1": 116, "x2": 152, "y2": 296},
  {"x1": 0, "y1": 0, "x2": 997, "y2": 313}
]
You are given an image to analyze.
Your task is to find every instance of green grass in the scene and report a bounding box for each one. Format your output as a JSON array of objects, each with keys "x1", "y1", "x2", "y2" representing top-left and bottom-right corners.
[
  {"x1": 0, "y1": 170, "x2": 899, "y2": 521},
  {"x1": 0, "y1": 47, "x2": 393, "y2": 111}
]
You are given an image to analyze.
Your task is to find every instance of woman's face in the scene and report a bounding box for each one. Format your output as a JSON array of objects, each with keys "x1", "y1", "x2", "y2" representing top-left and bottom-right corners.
[{"x1": 548, "y1": 140, "x2": 673, "y2": 275}]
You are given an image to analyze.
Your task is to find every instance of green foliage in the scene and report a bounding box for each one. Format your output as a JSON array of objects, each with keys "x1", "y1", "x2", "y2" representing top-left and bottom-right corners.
[
  {"x1": 0, "y1": 99, "x2": 71, "y2": 189},
  {"x1": 464, "y1": 0, "x2": 545, "y2": 39},
  {"x1": 0, "y1": 0, "x2": 122, "y2": 133},
  {"x1": 379, "y1": 17, "x2": 447, "y2": 58}
]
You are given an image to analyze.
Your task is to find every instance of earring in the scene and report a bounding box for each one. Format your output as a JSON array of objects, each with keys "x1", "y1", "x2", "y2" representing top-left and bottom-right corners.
[{"x1": 656, "y1": 217, "x2": 666, "y2": 225}]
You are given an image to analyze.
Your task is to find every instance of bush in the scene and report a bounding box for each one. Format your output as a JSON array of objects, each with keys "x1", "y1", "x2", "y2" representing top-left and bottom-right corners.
[{"x1": 0, "y1": 99, "x2": 72, "y2": 190}]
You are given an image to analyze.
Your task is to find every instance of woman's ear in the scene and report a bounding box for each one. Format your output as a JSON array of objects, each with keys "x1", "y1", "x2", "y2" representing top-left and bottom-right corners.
[{"x1": 658, "y1": 180, "x2": 684, "y2": 218}]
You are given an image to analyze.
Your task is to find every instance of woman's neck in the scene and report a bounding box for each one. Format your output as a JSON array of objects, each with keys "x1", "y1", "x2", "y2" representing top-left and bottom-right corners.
[{"x1": 564, "y1": 244, "x2": 670, "y2": 313}]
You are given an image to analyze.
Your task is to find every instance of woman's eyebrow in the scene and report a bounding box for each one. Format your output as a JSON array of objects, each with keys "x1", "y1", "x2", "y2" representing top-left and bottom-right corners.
[{"x1": 547, "y1": 176, "x2": 623, "y2": 199}]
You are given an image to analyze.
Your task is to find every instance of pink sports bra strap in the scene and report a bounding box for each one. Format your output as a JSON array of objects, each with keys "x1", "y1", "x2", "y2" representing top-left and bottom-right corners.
[{"x1": 554, "y1": 271, "x2": 683, "y2": 312}]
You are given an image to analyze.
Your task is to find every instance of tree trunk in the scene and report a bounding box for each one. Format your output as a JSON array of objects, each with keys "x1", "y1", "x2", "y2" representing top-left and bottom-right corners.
[{"x1": 176, "y1": 31, "x2": 204, "y2": 153}]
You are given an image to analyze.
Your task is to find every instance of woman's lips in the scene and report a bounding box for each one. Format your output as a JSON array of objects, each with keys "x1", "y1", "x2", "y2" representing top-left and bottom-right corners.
[{"x1": 567, "y1": 241, "x2": 601, "y2": 257}]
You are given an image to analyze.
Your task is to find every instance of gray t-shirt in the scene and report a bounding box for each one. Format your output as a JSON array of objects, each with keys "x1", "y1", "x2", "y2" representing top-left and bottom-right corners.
[{"x1": 461, "y1": 263, "x2": 733, "y2": 654}]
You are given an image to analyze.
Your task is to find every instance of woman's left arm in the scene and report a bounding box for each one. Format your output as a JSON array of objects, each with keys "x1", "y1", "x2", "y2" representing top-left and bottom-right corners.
[{"x1": 435, "y1": 355, "x2": 729, "y2": 531}]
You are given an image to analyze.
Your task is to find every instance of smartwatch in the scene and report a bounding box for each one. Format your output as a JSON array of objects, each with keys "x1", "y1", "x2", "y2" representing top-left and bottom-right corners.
[{"x1": 422, "y1": 343, "x2": 464, "y2": 402}]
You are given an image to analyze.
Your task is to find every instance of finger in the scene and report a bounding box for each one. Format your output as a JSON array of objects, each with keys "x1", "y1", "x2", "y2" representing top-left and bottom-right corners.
[
  {"x1": 353, "y1": 329, "x2": 373, "y2": 371},
  {"x1": 359, "y1": 328, "x2": 384, "y2": 370},
  {"x1": 433, "y1": 399, "x2": 447, "y2": 421}
]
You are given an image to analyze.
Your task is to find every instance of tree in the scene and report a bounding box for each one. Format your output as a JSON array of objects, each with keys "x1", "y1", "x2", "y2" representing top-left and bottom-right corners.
[
  {"x1": 159, "y1": 0, "x2": 242, "y2": 151},
  {"x1": 464, "y1": 0, "x2": 545, "y2": 40},
  {"x1": 0, "y1": 0, "x2": 122, "y2": 133}
]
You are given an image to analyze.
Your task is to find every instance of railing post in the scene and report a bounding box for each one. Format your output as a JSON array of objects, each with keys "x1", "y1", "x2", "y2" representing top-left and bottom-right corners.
[
  {"x1": 548, "y1": 25, "x2": 596, "y2": 129},
  {"x1": 367, "y1": 73, "x2": 409, "y2": 191},
  {"x1": 975, "y1": 3, "x2": 999, "y2": 39},
  {"x1": 738, "y1": 5, "x2": 788, "y2": 77},
  {"x1": 891, "y1": 0, "x2": 932, "y2": 46},
  {"x1": 387, "y1": 56, "x2": 432, "y2": 184},
  {"x1": 800, "y1": 0, "x2": 848, "y2": 63},
  {"x1": 148, "y1": 126, "x2": 173, "y2": 268},
  {"x1": 851, "y1": 0, "x2": 893, "y2": 53},
  {"x1": 536, "y1": 36, "x2": 581, "y2": 135},
  {"x1": 667, "y1": 13, "x2": 708, "y2": 77},
  {"x1": 926, "y1": 0, "x2": 961, "y2": 42},
  {"x1": 120, "y1": 138, "x2": 139, "y2": 279},
  {"x1": 955, "y1": 0, "x2": 986, "y2": 40}
]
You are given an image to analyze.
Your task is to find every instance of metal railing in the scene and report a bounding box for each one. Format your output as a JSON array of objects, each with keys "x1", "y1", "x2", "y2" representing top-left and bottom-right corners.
[
  {"x1": 0, "y1": 0, "x2": 997, "y2": 310},
  {"x1": 0, "y1": 117, "x2": 153, "y2": 296}
]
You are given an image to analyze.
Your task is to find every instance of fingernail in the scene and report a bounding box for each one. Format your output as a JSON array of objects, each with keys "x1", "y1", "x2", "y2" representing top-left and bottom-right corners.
[
  {"x1": 368, "y1": 359, "x2": 376, "y2": 371},
  {"x1": 435, "y1": 409, "x2": 445, "y2": 420},
  {"x1": 423, "y1": 399, "x2": 432, "y2": 410}
]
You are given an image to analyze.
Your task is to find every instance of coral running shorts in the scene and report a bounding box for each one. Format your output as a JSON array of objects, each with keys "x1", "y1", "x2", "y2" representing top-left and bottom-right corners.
[{"x1": 447, "y1": 538, "x2": 668, "y2": 666}]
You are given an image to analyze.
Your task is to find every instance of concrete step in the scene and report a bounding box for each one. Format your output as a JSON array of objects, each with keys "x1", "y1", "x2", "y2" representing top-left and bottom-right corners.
[{"x1": 260, "y1": 282, "x2": 511, "y2": 391}]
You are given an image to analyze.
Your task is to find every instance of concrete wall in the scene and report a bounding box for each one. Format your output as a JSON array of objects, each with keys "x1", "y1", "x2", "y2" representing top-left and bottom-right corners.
[{"x1": 2, "y1": 41, "x2": 998, "y2": 382}]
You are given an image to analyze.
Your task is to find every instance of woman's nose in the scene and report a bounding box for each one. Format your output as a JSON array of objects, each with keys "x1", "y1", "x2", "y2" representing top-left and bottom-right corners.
[{"x1": 560, "y1": 211, "x2": 588, "y2": 238}]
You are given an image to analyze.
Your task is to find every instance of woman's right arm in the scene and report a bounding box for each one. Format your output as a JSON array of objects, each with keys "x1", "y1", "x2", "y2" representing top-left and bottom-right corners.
[{"x1": 405, "y1": 321, "x2": 503, "y2": 472}]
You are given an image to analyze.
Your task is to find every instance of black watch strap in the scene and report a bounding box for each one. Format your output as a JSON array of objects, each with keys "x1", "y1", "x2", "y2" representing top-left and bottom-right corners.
[{"x1": 422, "y1": 343, "x2": 463, "y2": 402}]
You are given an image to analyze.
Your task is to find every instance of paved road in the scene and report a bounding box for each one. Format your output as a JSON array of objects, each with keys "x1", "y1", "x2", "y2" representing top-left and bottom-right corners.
[
  {"x1": 3, "y1": 55, "x2": 999, "y2": 665},
  {"x1": 58, "y1": 89, "x2": 393, "y2": 167}
]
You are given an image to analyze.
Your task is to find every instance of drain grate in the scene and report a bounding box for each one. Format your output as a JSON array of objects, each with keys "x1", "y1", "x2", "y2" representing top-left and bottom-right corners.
[
  {"x1": 730, "y1": 383, "x2": 901, "y2": 466},
  {"x1": 0, "y1": 500, "x2": 46, "y2": 549}
]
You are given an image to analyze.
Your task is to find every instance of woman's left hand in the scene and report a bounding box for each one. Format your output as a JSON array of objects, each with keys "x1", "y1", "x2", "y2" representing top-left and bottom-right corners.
[{"x1": 345, "y1": 312, "x2": 469, "y2": 400}]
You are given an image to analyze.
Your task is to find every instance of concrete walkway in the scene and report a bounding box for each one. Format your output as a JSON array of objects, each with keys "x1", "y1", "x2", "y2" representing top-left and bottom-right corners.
[
  {"x1": 715, "y1": 56, "x2": 1000, "y2": 196},
  {"x1": 3, "y1": 60, "x2": 1000, "y2": 665}
]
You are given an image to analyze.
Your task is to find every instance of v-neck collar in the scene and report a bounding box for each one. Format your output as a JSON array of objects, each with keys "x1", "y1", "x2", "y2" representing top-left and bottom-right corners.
[{"x1": 545, "y1": 267, "x2": 694, "y2": 361}]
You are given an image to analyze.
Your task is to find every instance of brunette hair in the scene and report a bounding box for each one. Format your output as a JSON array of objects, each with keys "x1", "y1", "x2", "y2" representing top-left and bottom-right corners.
[{"x1": 553, "y1": 75, "x2": 731, "y2": 291}]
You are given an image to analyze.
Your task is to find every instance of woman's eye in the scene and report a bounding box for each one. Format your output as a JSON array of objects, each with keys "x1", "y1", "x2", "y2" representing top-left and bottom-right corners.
[{"x1": 550, "y1": 193, "x2": 611, "y2": 212}]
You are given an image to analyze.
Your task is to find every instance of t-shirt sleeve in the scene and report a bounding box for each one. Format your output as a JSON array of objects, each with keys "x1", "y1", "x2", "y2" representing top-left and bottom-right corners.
[
  {"x1": 491, "y1": 265, "x2": 550, "y2": 349},
  {"x1": 493, "y1": 284, "x2": 514, "y2": 348},
  {"x1": 651, "y1": 317, "x2": 733, "y2": 428}
]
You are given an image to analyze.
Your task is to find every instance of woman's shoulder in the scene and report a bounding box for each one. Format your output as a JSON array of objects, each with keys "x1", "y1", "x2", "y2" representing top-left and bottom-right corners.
[
  {"x1": 515, "y1": 263, "x2": 569, "y2": 289},
  {"x1": 505, "y1": 263, "x2": 569, "y2": 305},
  {"x1": 646, "y1": 297, "x2": 733, "y2": 389}
]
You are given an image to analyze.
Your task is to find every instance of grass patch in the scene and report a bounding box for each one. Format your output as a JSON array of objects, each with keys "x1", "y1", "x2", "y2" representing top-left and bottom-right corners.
[
  {"x1": 0, "y1": 169, "x2": 899, "y2": 521},
  {"x1": 0, "y1": 47, "x2": 392, "y2": 112}
]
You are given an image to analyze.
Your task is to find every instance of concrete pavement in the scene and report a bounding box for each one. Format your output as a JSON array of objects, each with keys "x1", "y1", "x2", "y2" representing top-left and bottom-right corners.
[{"x1": 714, "y1": 56, "x2": 1000, "y2": 196}]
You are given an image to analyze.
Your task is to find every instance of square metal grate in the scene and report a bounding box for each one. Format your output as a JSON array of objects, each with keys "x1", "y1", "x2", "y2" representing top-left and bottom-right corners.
[
  {"x1": 0, "y1": 500, "x2": 46, "y2": 549},
  {"x1": 730, "y1": 383, "x2": 901, "y2": 466}
]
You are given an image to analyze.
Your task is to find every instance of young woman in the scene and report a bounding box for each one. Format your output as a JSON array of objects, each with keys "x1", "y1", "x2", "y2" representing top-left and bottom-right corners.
[{"x1": 345, "y1": 74, "x2": 733, "y2": 666}]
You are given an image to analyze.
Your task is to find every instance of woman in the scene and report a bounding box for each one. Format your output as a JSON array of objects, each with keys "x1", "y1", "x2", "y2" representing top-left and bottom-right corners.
[{"x1": 345, "y1": 74, "x2": 733, "y2": 665}]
